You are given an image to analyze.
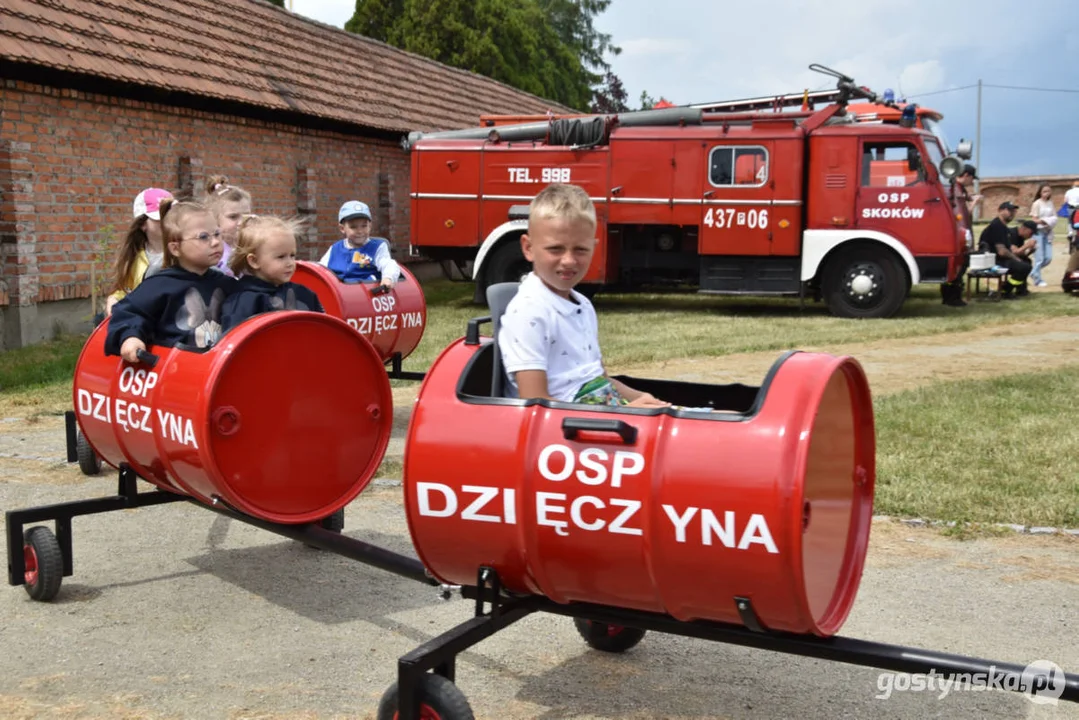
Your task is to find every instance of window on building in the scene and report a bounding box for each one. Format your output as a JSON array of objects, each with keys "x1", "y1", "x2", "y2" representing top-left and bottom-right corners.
[{"x1": 709, "y1": 146, "x2": 768, "y2": 187}]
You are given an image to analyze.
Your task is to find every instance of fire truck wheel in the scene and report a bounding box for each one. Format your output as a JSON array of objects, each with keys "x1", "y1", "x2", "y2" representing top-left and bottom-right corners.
[
  {"x1": 573, "y1": 617, "x2": 647, "y2": 653},
  {"x1": 377, "y1": 673, "x2": 476, "y2": 720},
  {"x1": 23, "y1": 526, "x2": 63, "y2": 602},
  {"x1": 822, "y1": 246, "x2": 906, "y2": 319},
  {"x1": 485, "y1": 240, "x2": 532, "y2": 287},
  {"x1": 76, "y1": 428, "x2": 102, "y2": 476}
]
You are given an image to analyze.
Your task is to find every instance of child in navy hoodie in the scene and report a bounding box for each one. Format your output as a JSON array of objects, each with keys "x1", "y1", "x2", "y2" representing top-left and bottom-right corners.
[
  {"x1": 106, "y1": 199, "x2": 237, "y2": 362},
  {"x1": 318, "y1": 200, "x2": 401, "y2": 288},
  {"x1": 220, "y1": 215, "x2": 323, "y2": 332}
]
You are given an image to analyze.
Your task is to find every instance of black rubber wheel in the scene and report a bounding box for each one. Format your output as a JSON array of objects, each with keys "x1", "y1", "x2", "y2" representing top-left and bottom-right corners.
[
  {"x1": 573, "y1": 617, "x2": 647, "y2": 653},
  {"x1": 377, "y1": 673, "x2": 475, "y2": 720},
  {"x1": 485, "y1": 239, "x2": 531, "y2": 287},
  {"x1": 23, "y1": 526, "x2": 63, "y2": 602},
  {"x1": 76, "y1": 429, "x2": 102, "y2": 476},
  {"x1": 304, "y1": 508, "x2": 346, "y2": 549},
  {"x1": 822, "y1": 245, "x2": 907, "y2": 319},
  {"x1": 319, "y1": 508, "x2": 345, "y2": 533}
]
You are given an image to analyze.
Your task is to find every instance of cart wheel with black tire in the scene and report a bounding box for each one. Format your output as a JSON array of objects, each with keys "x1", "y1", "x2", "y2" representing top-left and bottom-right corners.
[
  {"x1": 573, "y1": 617, "x2": 647, "y2": 653},
  {"x1": 76, "y1": 428, "x2": 102, "y2": 476},
  {"x1": 304, "y1": 508, "x2": 346, "y2": 549},
  {"x1": 319, "y1": 508, "x2": 345, "y2": 533},
  {"x1": 23, "y1": 526, "x2": 63, "y2": 602},
  {"x1": 377, "y1": 672, "x2": 475, "y2": 720}
]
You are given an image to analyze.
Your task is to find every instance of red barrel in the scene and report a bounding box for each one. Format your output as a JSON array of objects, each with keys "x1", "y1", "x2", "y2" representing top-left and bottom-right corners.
[
  {"x1": 403, "y1": 342, "x2": 875, "y2": 637},
  {"x1": 73, "y1": 312, "x2": 393, "y2": 524},
  {"x1": 292, "y1": 262, "x2": 426, "y2": 362}
]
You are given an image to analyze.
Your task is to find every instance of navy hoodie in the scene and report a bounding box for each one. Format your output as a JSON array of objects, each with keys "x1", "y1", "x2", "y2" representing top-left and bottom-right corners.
[
  {"x1": 105, "y1": 267, "x2": 237, "y2": 356},
  {"x1": 221, "y1": 275, "x2": 324, "y2": 332}
]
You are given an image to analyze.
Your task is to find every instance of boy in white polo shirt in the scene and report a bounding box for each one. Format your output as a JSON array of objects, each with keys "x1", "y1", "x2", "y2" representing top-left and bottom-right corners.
[{"x1": 498, "y1": 183, "x2": 669, "y2": 407}]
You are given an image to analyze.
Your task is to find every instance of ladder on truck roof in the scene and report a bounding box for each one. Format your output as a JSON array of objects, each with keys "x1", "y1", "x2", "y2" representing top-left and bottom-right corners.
[{"x1": 690, "y1": 89, "x2": 847, "y2": 114}]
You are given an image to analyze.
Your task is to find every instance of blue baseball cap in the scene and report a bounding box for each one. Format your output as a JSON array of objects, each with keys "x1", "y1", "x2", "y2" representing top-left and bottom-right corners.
[{"x1": 338, "y1": 200, "x2": 372, "y2": 223}]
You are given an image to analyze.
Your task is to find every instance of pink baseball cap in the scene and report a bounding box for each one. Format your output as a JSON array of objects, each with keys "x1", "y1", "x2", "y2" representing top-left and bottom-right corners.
[{"x1": 133, "y1": 188, "x2": 173, "y2": 220}]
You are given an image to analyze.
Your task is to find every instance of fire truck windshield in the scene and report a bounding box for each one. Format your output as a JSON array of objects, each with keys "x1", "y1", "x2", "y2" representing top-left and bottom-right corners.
[{"x1": 921, "y1": 117, "x2": 951, "y2": 154}]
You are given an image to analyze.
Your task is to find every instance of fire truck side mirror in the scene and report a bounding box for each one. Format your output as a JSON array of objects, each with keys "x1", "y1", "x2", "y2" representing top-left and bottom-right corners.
[
  {"x1": 939, "y1": 155, "x2": 963, "y2": 181},
  {"x1": 955, "y1": 139, "x2": 973, "y2": 160}
]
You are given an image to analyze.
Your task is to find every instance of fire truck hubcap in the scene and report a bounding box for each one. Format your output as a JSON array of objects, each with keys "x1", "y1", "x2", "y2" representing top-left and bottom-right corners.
[{"x1": 846, "y1": 264, "x2": 880, "y2": 300}]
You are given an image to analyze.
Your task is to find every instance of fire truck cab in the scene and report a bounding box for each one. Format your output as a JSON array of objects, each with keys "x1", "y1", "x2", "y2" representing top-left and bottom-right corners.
[{"x1": 407, "y1": 69, "x2": 969, "y2": 318}]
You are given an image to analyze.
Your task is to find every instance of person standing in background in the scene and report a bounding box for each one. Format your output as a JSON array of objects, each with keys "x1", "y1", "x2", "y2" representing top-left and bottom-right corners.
[
  {"x1": 1064, "y1": 180, "x2": 1079, "y2": 251},
  {"x1": 940, "y1": 164, "x2": 980, "y2": 307},
  {"x1": 1029, "y1": 184, "x2": 1057, "y2": 287}
]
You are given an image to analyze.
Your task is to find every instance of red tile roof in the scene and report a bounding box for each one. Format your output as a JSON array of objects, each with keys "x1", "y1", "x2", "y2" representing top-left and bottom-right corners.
[{"x1": 0, "y1": 0, "x2": 571, "y2": 132}]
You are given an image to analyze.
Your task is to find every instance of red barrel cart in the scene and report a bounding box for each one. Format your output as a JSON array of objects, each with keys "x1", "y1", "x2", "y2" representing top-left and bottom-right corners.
[
  {"x1": 374, "y1": 288, "x2": 1079, "y2": 719},
  {"x1": 68, "y1": 262, "x2": 426, "y2": 476},
  {"x1": 292, "y1": 261, "x2": 427, "y2": 380},
  {"x1": 10, "y1": 310, "x2": 435, "y2": 603}
]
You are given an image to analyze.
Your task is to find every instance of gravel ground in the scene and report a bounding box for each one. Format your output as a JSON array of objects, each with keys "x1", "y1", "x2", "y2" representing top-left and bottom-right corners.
[{"x1": 1, "y1": 477, "x2": 1077, "y2": 720}]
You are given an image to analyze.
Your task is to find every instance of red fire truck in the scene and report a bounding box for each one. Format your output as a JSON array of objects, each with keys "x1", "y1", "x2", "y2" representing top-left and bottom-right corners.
[{"x1": 406, "y1": 66, "x2": 971, "y2": 318}]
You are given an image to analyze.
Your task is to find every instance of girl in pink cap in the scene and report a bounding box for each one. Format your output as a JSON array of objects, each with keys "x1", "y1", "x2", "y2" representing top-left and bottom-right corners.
[{"x1": 105, "y1": 187, "x2": 173, "y2": 316}]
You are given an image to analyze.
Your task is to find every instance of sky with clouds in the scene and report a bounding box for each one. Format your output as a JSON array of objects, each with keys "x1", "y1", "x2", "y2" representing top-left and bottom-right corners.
[{"x1": 292, "y1": 0, "x2": 1077, "y2": 178}]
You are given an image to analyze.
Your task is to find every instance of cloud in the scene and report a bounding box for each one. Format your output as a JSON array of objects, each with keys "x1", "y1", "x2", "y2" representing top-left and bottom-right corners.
[
  {"x1": 897, "y1": 60, "x2": 946, "y2": 97},
  {"x1": 287, "y1": 0, "x2": 1078, "y2": 174},
  {"x1": 291, "y1": 0, "x2": 354, "y2": 28},
  {"x1": 619, "y1": 38, "x2": 689, "y2": 58}
]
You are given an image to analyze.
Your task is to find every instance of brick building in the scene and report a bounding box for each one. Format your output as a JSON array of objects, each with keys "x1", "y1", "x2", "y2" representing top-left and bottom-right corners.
[
  {"x1": 0, "y1": 0, "x2": 567, "y2": 349},
  {"x1": 975, "y1": 175, "x2": 1078, "y2": 221}
]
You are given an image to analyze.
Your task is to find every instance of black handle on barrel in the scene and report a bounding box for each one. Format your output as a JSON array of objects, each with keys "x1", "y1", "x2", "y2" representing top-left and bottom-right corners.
[
  {"x1": 369, "y1": 283, "x2": 392, "y2": 296},
  {"x1": 561, "y1": 417, "x2": 638, "y2": 444},
  {"x1": 136, "y1": 349, "x2": 160, "y2": 368}
]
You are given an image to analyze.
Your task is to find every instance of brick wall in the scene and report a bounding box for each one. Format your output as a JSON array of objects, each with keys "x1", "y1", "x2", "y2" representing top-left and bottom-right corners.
[
  {"x1": 975, "y1": 175, "x2": 1077, "y2": 222},
  {"x1": 0, "y1": 80, "x2": 414, "y2": 349}
]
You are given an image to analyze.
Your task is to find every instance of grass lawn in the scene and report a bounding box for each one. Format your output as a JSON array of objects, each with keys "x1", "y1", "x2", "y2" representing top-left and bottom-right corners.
[
  {"x1": 410, "y1": 274, "x2": 1079, "y2": 375},
  {"x1": 876, "y1": 366, "x2": 1079, "y2": 528},
  {"x1": 0, "y1": 334, "x2": 87, "y2": 391}
]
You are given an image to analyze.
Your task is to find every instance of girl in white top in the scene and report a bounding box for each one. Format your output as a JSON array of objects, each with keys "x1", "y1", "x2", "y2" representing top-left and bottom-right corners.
[{"x1": 1029, "y1": 184, "x2": 1057, "y2": 287}]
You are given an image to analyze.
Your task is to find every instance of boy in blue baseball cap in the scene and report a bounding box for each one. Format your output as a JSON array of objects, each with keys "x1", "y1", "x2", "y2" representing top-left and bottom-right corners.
[{"x1": 318, "y1": 200, "x2": 401, "y2": 287}]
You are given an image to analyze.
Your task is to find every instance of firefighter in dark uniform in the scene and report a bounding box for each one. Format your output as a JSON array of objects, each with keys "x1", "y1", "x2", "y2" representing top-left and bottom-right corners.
[
  {"x1": 940, "y1": 164, "x2": 980, "y2": 307},
  {"x1": 978, "y1": 202, "x2": 1032, "y2": 298}
]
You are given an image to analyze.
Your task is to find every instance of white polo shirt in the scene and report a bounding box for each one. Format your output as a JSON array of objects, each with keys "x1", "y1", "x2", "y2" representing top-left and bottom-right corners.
[{"x1": 498, "y1": 272, "x2": 604, "y2": 401}]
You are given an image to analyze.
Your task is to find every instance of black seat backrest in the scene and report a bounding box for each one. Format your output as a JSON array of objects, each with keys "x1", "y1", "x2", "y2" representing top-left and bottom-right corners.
[{"x1": 486, "y1": 282, "x2": 521, "y2": 397}]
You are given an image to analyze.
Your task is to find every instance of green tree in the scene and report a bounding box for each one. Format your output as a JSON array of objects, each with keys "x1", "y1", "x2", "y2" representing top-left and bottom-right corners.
[
  {"x1": 538, "y1": 0, "x2": 619, "y2": 84},
  {"x1": 266, "y1": 0, "x2": 285, "y2": 7},
  {"x1": 345, "y1": 0, "x2": 615, "y2": 110}
]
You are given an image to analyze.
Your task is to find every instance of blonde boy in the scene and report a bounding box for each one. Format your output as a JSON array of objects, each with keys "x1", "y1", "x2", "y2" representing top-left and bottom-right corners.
[{"x1": 498, "y1": 183, "x2": 668, "y2": 407}]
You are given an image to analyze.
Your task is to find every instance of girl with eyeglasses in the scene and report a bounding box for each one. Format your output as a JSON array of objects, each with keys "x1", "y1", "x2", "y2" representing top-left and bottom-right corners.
[
  {"x1": 105, "y1": 198, "x2": 238, "y2": 362},
  {"x1": 220, "y1": 214, "x2": 324, "y2": 332}
]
